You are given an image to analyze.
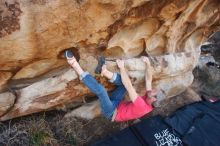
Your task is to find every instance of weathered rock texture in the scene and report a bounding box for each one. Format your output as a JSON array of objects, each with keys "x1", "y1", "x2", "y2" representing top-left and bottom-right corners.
[
  {"x1": 64, "y1": 100, "x2": 101, "y2": 120},
  {"x1": 0, "y1": 92, "x2": 15, "y2": 117},
  {"x1": 0, "y1": 0, "x2": 219, "y2": 121}
]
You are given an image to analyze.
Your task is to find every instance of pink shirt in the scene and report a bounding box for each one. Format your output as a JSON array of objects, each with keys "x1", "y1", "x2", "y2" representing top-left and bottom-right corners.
[{"x1": 114, "y1": 94, "x2": 153, "y2": 122}]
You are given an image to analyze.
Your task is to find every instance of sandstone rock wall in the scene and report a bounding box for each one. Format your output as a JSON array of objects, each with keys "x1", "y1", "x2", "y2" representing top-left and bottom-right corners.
[{"x1": 0, "y1": 0, "x2": 219, "y2": 121}]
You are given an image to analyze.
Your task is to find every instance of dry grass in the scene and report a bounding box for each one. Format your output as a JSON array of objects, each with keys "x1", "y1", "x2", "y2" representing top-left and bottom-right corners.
[
  {"x1": 28, "y1": 116, "x2": 58, "y2": 146},
  {"x1": 0, "y1": 111, "x2": 127, "y2": 146},
  {"x1": 0, "y1": 114, "x2": 58, "y2": 146},
  {"x1": 0, "y1": 121, "x2": 29, "y2": 146},
  {"x1": 51, "y1": 116, "x2": 128, "y2": 146}
]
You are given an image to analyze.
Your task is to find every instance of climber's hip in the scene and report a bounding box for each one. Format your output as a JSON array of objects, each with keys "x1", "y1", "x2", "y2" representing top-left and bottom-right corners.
[{"x1": 80, "y1": 72, "x2": 126, "y2": 119}]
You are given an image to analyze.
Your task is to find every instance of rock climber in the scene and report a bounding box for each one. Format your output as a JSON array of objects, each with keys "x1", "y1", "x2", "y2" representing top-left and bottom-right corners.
[{"x1": 65, "y1": 50, "x2": 157, "y2": 122}]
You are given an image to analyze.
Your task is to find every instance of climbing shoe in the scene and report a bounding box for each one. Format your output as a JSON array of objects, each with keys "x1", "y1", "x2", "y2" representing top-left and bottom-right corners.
[{"x1": 64, "y1": 50, "x2": 74, "y2": 58}]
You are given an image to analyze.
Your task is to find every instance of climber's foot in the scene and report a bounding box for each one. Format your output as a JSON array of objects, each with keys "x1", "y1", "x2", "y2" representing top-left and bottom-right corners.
[{"x1": 64, "y1": 50, "x2": 74, "y2": 58}]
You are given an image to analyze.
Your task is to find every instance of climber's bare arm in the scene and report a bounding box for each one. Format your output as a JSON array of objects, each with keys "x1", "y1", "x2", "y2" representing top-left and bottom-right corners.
[
  {"x1": 116, "y1": 59, "x2": 138, "y2": 102},
  {"x1": 141, "y1": 56, "x2": 153, "y2": 91}
]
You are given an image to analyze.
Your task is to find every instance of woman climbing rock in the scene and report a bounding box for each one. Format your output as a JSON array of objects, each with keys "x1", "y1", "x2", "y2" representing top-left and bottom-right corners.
[{"x1": 65, "y1": 51, "x2": 157, "y2": 122}]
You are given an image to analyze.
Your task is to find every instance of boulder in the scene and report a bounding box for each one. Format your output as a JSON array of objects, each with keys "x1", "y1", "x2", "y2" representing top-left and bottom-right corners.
[
  {"x1": 0, "y1": 54, "x2": 196, "y2": 121},
  {"x1": 0, "y1": 69, "x2": 78, "y2": 121},
  {"x1": 0, "y1": 0, "x2": 219, "y2": 120},
  {"x1": 0, "y1": 69, "x2": 114, "y2": 121}
]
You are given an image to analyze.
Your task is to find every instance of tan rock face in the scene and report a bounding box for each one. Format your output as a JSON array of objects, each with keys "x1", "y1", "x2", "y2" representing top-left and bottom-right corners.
[
  {"x1": 13, "y1": 59, "x2": 66, "y2": 79},
  {"x1": 0, "y1": 92, "x2": 16, "y2": 117},
  {"x1": 0, "y1": 0, "x2": 147, "y2": 71},
  {"x1": 0, "y1": 72, "x2": 12, "y2": 92},
  {"x1": 0, "y1": 0, "x2": 219, "y2": 120},
  {"x1": 107, "y1": 18, "x2": 160, "y2": 57}
]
